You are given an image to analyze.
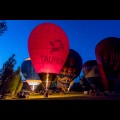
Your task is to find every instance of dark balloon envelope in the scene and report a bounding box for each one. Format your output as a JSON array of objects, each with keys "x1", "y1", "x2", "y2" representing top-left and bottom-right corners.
[
  {"x1": 28, "y1": 22, "x2": 69, "y2": 89},
  {"x1": 82, "y1": 60, "x2": 102, "y2": 91},
  {"x1": 95, "y1": 37, "x2": 120, "y2": 91},
  {"x1": 21, "y1": 58, "x2": 40, "y2": 80},
  {"x1": 21, "y1": 58, "x2": 42, "y2": 91},
  {"x1": 82, "y1": 60, "x2": 99, "y2": 78},
  {"x1": 56, "y1": 49, "x2": 83, "y2": 91}
]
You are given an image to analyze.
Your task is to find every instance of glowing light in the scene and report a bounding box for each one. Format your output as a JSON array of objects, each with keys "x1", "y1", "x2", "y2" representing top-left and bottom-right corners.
[
  {"x1": 46, "y1": 73, "x2": 49, "y2": 90},
  {"x1": 26, "y1": 80, "x2": 42, "y2": 85},
  {"x1": 26, "y1": 80, "x2": 42, "y2": 91}
]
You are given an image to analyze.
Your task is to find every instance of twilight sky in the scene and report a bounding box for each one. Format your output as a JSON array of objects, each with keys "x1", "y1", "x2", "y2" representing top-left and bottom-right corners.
[{"x1": 1, "y1": 20, "x2": 120, "y2": 82}]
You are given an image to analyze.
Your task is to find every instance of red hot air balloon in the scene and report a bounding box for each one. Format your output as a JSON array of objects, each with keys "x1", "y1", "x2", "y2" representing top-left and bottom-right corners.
[
  {"x1": 28, "y1": 22, "x2": 69, "y2": 96},
  {"x1": 95, "y1": 37, "x2": 120, "y2": 93}
]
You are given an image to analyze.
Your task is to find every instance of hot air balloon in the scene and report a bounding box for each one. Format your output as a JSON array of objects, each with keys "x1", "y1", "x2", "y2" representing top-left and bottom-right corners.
[
  {"x1": 82, "y1": 60, "x2": 103, "y2": 95},
  {"x1": 28, "y1": 22, "x2": 69, "y2": 97},
  {"x1": 95, "y1": 37, "x2": 120, "y2": 94},
  {"x1": 56, "y1": 49, "x2": 83, "y2": 93},
  {"x1": 21, "y1": 58, "x2": 42, "y2": 91}
]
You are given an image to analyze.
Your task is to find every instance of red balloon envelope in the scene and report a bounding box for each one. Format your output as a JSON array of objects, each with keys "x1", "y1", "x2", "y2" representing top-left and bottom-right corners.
[
  {"x1": 95, "y1": 37, "x2": 120, "y2": 91},
  {"x1": 28, "y1": 22, "x2": 69, "y2": 89}
]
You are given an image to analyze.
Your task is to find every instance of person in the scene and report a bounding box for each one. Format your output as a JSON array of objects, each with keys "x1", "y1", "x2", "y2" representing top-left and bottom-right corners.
[
  {"x1": 22, "y1": 91, "x2": 24, "y2": 97},
  {"x1": 44, "y1": 89, "x2": 48, "y2": 98}
]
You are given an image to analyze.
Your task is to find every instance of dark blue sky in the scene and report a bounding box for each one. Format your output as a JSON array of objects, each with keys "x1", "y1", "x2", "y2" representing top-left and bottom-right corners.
[{"x1": 1, "y1": 20, "x2": 120, "y2": 82}]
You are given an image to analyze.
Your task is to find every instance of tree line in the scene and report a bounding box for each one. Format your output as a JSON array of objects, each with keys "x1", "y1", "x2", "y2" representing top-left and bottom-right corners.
[
  {"x1": 0, "y1": 54, "x2": 23, "y2": 99},
  {"x1": 0, "y1": 20, "x2": 23, "y2": 99}
]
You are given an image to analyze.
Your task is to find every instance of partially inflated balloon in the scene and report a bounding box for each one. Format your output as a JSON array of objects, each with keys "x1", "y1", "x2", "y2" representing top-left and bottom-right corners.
[
  {"x1": 82, "y1": 60, "x2": 102, "y2": 91},
  {"x1": 95, "y1": 37, "x2": 120, "y2": 91},
  {"x1": 28, "y1": 23, "x2": 69, "y2": 89},
  {"x1": 21, "y1": 58, "x2": 42, "y2": 91},
  {"x1": 56, "y1": 49, "x2": 83, "y2": 91}
]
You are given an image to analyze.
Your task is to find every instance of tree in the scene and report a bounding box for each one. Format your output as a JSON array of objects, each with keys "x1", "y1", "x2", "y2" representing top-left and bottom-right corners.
[
  {"x1": 15, "y1": 78, "x2": 23, "y2": 95},
  {"x1": 7, "y1": 67, "x2": 22, "y2": 97},
  {"x1": 0, "y1": 54, "x2": 16, "y2": 99},
  {"x1": 0, "y1": 20, "x2": 8, "y2": 36}
]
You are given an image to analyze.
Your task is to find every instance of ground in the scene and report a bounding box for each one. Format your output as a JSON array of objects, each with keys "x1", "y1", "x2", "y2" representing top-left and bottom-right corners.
[{"x1": 5, "y1": 91, "x2": 120, "y2": 100}]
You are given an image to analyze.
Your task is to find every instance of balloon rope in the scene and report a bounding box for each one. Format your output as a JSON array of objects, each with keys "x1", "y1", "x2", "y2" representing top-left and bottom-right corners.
[{"x1": 46, "y1": 73, "x2": 49, "y2": 90}]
